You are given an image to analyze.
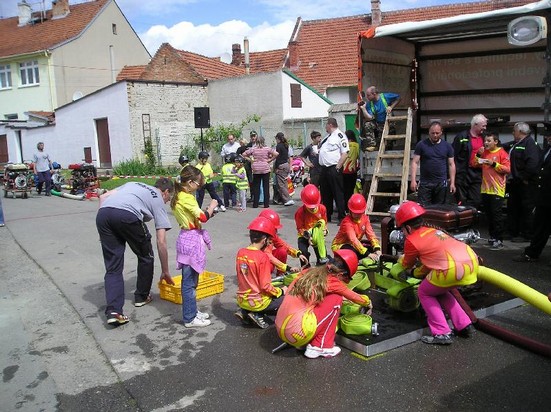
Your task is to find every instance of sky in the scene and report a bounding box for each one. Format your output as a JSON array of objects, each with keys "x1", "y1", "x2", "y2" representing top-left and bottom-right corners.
[{"x1": 1, "y1": 0, "x2": 485, "y2": 60}]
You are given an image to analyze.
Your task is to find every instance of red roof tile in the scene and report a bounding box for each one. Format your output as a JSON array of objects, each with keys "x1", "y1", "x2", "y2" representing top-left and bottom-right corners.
[
  {"x1": 177, "y1": 50, "x2": 245, "y2": 80},
  {"x1": 116, "y1": 65, "x2": 147, "y2": 81},
  {"x1": 290, "y1": 0, "x2": 534, "y2": 94},
  {"x1": 0, "y1": 0, "x2": 110, "y2": 58}
]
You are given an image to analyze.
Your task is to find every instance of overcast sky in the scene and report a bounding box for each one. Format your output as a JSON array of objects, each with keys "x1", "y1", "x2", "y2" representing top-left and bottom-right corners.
[{"x1": 0, "y1": 0, "x2": 484, "y2": 60}]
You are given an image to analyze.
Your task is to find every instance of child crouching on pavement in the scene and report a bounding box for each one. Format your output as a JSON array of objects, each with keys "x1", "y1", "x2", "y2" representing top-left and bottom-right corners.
[
  {"x1": 294, "y1": 184, "x2": 329, "y2": 266},
  {"x1": 235, "y1": 217, "x2": 286, "y2": 329},
  {"x1": 171, "y1": 165, "x2": 218, "y2": 328},
  {"x1": 331, "y1": 193, "x2": 382, "y2": 264},
  {"x1": 275, "y1": 249, "x2": 372, "y2": 358}
]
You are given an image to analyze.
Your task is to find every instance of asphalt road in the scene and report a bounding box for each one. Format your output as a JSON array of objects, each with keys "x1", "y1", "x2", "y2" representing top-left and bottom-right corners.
[{"x1": 1, "y1": 189, "x2": 550, "y2": 411}]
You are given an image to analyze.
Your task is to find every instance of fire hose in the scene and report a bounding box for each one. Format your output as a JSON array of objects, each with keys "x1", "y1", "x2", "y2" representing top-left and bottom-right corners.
[
  {"x1": 51, "y1": 189, "x2": 85, "y2": 201},
  {"x1": 452, "y1": 266, "x2": 551, "y2": 357}
]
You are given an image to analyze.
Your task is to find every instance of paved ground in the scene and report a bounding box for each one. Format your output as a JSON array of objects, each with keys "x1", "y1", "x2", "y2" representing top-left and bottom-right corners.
[{"x1": 1, "y1": 190, "x2": 550, "y2": 411}]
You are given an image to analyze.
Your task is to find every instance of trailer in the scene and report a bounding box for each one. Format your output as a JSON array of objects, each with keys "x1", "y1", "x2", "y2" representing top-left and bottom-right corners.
[{"x1": 357, "y1": 0, "x2": 550, "y2": 181}]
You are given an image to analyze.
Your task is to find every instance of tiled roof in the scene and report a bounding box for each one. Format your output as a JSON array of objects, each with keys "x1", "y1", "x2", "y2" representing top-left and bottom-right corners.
[
  {"x1": 177, "y1": 50, "x2": 245, "y2": 80},
  {"x1": 116, "y1": 65, "x2": 147, "y2": 81},
  {"x1": 231, "y1": 49, "x2": 288, "y2": 73},
  {"x1": 0, "y1": 0, "x2": 110, "y2": 58},
  {"x1": 290, "y1": 0, "x2": 535, "y2": 94}
]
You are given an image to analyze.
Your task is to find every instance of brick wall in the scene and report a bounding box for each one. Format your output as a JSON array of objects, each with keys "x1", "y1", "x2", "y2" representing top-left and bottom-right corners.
[{"x1": 127, "y1": 82, "x2": 208, "y2": 166}]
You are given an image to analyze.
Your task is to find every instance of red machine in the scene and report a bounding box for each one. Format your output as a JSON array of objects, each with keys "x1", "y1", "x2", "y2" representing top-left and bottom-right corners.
[{"x1": 68, "y1": 163, "x2": 100, "y2": 199}]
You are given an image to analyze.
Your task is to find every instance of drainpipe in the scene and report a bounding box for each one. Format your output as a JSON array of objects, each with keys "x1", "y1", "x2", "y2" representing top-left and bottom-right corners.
[
  {"x1": 244, "y1": 37, "x2": 250, "y2": 75},
  {"x1": 45, "y1": 50, "x2": 56, "y2": 111}
]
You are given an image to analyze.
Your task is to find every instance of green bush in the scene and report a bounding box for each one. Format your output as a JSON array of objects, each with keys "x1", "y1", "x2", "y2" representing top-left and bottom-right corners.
[{"x1": 112, "y1": 158, "x2": 179, "y2": 177}]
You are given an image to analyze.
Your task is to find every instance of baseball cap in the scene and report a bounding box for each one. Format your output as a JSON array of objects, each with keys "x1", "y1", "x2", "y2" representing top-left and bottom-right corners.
[{"x1": 250, "y1": 130, "x2": 257, "y2": 137}]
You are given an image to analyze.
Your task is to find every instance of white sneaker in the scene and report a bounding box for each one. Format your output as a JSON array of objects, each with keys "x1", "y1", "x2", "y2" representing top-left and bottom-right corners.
[
  {"x1": 184, "y1": 317, "x2": 211, "y2": 328},
  {"x1": 284, "y1": 200, "x2": 295, "y2": 206},
  {"x1": 219, "y1": 205, "x2": 227, "y2": 212},
  {"x1": 304, "y1": 344, "x2": 341, "y2": 358},
  {"x1": 197, "y1": 310, "x2": 210, "y2": 320}
]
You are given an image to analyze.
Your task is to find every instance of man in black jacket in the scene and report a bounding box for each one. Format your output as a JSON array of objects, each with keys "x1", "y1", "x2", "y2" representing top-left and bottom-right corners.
[
  {"x1": 514, "y1": 123, "x2": 551, "y2": 261},
  {"x1": 452, "y1": 114, "x2": 487, "y2": 208},
  {"x1": 505, "y1": 122, "x2": 541, "y2": 242}
]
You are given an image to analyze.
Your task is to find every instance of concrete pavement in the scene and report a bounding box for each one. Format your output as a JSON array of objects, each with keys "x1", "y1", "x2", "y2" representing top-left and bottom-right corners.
[{"x1": 1, "y1": 190, "x2": 550, "y2": 411}]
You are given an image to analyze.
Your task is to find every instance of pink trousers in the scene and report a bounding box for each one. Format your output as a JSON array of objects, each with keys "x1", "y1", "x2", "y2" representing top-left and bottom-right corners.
[
  {"x1": 418, "y1": 279, "x2": 471, "y2": 335},
  {"x1": 310, "y1": 294, "x2": 343, "y2": 348}
]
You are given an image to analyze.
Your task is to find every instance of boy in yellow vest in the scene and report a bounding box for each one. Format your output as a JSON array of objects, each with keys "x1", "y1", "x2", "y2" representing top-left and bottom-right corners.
[
  {"x1": 233, "y1": 155, "x2": 249, "y2": 212},
  {"x1": 221, "y1": 153, "x2": 237, "y2": 208}
]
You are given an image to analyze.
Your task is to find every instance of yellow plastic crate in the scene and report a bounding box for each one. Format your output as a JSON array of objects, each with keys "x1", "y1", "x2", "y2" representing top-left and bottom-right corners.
[{"x1": 158, "y1": 271, "x2": 224, "y2": 304}]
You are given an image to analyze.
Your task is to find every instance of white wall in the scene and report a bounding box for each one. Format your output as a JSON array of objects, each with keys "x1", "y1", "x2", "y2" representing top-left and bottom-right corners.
[
  {"x1": 281, "y1": 72, "x2": 331, "y2": 119},
  {"x1": 326, "y1": 88, "x2": 352, "y2": 105},
  {"x1": 54, "y1": 81, "x2": 132, "y2": 166}
]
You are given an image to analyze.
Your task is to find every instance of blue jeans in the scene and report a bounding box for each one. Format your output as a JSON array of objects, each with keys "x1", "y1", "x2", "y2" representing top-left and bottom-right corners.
[{"x1": 181, "y1": 265, "x2": 199, "y2": 323}]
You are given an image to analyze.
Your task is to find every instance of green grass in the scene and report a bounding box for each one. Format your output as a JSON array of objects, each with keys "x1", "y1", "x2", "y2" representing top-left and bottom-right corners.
[{"x1": 100, "y1": 177, "x2": 158, "y2": 190}]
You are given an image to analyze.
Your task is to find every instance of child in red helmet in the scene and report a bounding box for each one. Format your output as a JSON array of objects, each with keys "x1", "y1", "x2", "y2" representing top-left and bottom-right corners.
[
  {"x1": 235, "y1": 216, "x2": 286, "y2": 328},
  {"x1": 258, "y1": 208, "x2": 308, "y2": 274},
  {"x1": 393, "y1": 201, "x2": 478, "y2": 345},
  {"x1": 331, "y1": 193, "x2": 381, "y2": 263},
  {"x1": 295, "y1": 184, "x2": 330, "y2": 266},
  {"x1": 275, "y1": 249, "x2": 372, "y2": 358}
]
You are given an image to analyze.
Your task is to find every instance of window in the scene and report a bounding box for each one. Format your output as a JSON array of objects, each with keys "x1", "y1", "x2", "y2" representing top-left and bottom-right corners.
[
  {"x1": 19, "y1": 60, "x2": 40, "y2": 86},
  {"x1": 290, "y1": 83, "x2": 302, "y2": 108},
  {"x1": 112, "y1": 23, "x2": 117, "y2": 35},
  {"x1": 0, "y1": 64, "x2": 12, "y2": 89},
  {"x1": 4, "y1": 113, "x2": 18, "y2": 120}
]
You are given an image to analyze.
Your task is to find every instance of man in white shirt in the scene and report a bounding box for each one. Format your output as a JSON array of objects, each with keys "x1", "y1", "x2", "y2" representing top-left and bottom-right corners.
[
  {"x1": 33, "y1": 142, "x2": 53, "y2": 196},
  {"x1": 220, "y1": 134, "x2": 240, "y2": 162},
  {"x1": 318, "y1": 118, "x2": 349, "y2": 223}
]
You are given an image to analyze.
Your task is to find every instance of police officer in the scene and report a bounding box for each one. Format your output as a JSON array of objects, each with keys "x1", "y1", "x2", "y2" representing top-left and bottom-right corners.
[{"x1": 318, "y1": 118, "x2": 349, "y2": 224}]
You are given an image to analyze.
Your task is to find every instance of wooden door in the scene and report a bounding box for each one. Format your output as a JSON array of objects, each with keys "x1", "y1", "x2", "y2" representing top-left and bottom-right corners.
[{"x1": 95, "y1": 118, "x2": 112, "y2": 168}]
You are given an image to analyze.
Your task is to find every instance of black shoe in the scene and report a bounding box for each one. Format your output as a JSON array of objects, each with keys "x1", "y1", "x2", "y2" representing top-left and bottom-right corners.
[
  {"x1": 512, "y1": 254, "x2": 537, "y2": 262},
  {"x1": 455, "y1": 324, "x2": 476, "y2": 338},
  {"x1": 134, "y1": 294, "x2": 152, "y2": 307},
  {"x1": 248, "y1": 312, "x2": 269, "y2": 329},
  {"x1": 106, "y1": 312, "x2": 129, "y2": 325},
  {"x1": 421, "y1": 333, "x2": 452, "y2": 345},
  {"x1": 234, "y1": 310, "x2": 251, "y2": 324}
]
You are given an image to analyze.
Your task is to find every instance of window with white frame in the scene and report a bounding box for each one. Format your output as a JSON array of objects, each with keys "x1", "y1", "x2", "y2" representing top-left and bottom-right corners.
[
  {"x1": 0, "y1": 64, "x2": 12, "y2": 89},
  {"x1": 19, "y1": 60, "x2": 40, "y2": 86}
]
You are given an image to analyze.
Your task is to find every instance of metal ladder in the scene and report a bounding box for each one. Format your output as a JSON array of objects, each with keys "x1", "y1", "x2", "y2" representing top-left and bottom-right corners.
[{"x1": 366, "y1": 107, "x2": 413, "y2": 217}]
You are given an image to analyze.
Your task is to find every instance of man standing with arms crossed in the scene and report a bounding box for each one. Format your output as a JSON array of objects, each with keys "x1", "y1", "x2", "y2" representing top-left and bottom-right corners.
[{"x1": 318, "y1": 118, "x2": 349, "y2": 224}]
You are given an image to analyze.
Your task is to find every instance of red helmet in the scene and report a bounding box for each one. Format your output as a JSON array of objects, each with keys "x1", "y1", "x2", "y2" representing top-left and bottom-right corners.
[
  {"x1": 333, "y1": 249, "x2": 359, "y2": 277},
  {"x1": 395, "y1": 201, "x2": 426, "y2": 227},
  {"x1": 247, "y1": 217, "x2": 276, "y2": 238},
  {"x1": 258, "y1": 208, "x2": 282, "y2": 229},
  {"x1": 348, "y1": 194, "x2": 367, "y2": 214},
  {"x1": 301, "y1": 184, "x2": 321, "y2": 208}
]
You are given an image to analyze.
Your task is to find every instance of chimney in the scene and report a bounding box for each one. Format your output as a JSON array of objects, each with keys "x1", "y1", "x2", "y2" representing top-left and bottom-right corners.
[
  {"x1": 288, "y1": 41, "x2": 299, "y2": 69},
  {"x1": 244, "y1": 37, "x2": 250, "y2": 75},
  {"x1": 17, "y1": 0, "x2": 32, "y2": 26},
  {"x1": 231, "y1": 43, "x2": 242, "y2": 66},
  {"x1": 52, "y1": 0, "x2": 70, "y2": 19},
  {"x1": 371, "y1": 0, "x2": 381, "y2": 26}
]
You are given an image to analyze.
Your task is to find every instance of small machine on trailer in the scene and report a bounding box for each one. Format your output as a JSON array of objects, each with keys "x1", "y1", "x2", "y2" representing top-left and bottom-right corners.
[{"x1": 2, "y1": 163, "x2": 33, "y2": 199}]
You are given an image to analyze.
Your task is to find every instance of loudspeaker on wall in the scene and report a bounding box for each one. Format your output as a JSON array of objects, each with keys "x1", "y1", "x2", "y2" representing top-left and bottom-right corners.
[{"x1": 194, "y1": 107, "x2": 210, "y2": 128}]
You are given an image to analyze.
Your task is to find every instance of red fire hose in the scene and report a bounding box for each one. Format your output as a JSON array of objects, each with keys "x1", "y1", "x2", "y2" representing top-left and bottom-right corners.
[{"x1": 451, "y1": 289, "x2": 551, "y2": 358}]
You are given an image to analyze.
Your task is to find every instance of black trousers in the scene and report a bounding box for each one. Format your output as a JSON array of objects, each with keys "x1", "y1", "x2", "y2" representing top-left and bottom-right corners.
[
  {"x1": 342, "y1": 172, "x2": 358, "y2": 212},
  {"x1": 455, "y1": 178, "x2": 482, "y2": 209},
  {"x1": 525, "y1": 202, "x2": 551, "y2": 258},
  {"x1": 481, "y1": 193, "x2": 505, "y2": 241},
  {"x1": 319, "y1": 165, "x2": 346, "y2": 221},
  {"x1": 507, "y1": 179, "x2": 537, "y2": 239},
  {"x1": 96, "y1": 208, "x2": 154, "y2": 314},
  {"x1": 252, "y1": 173, "x2": 270, "y2": 208}
]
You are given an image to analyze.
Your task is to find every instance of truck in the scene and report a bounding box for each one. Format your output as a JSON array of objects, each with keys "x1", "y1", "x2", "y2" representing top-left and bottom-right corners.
[{"x1": 357, "y1": 0, "x2": 550, "y2": 181}]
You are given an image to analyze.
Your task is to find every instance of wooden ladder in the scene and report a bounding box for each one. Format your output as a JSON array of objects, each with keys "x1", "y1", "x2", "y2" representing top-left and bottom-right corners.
[{"x1": 366, "y1": 107, "x2": 413, "y2": 217}]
